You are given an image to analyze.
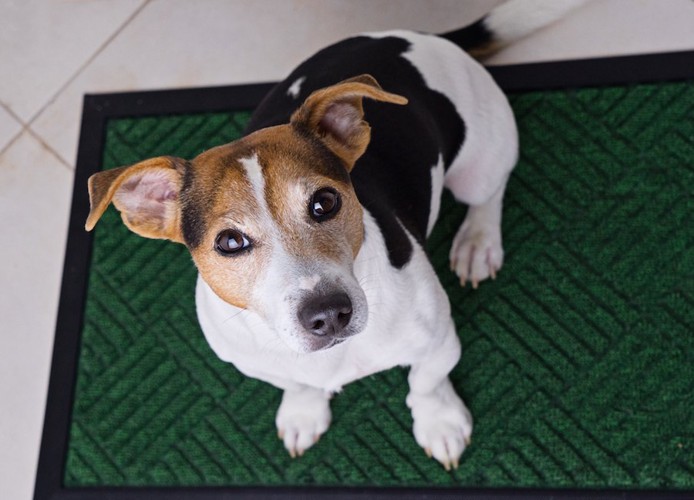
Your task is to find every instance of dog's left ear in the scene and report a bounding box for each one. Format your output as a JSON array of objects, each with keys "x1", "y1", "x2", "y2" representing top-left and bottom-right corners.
[{"x1": 290, "y1": 74, "x2": 408, "y2": 170}]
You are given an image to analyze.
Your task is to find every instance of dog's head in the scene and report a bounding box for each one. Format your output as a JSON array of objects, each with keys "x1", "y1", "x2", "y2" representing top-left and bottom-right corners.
[{"x1": 85, "y1": 75, "x2": 407, "y2": 353}]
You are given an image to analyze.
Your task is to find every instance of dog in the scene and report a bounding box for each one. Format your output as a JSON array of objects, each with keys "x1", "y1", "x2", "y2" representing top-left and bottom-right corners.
[{"x1": 85, "y1": 0, "x2": 586, "y2": 470}]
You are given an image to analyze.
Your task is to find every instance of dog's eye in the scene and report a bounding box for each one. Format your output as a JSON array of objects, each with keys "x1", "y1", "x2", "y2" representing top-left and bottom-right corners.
[
  {"x1": 310, "y1": 187, "x2": 341, "y2": 222},
  {"x1": 215, "y1": 229, "x2": 251, "y2": 256}
]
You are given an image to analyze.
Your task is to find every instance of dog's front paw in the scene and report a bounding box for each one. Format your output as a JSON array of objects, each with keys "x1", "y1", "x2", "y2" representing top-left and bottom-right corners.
[
  {"x1": 449, "y1": 220, "x2": 503, "y2": 289},
  {"x1": 276, "y1": 387, "x2": 332, "y2": 458},
  {"x1": 407, "y1": 386, "x2": 473, "y2": 470}
]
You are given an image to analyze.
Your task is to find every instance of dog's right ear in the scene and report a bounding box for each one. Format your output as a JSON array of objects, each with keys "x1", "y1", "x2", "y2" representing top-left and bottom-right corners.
[
  {"x1": 290, "y1": 74, "x2": 408, "y2": 170},
  {"x1": 85, "y1": 156, "x2": 187, "y2": 243}
]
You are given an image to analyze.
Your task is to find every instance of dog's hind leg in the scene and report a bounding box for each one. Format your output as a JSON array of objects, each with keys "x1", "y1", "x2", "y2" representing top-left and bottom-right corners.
[
  {"x1": 275, "y1": 385, "x2": 332, "y2": 458},
  {"x1": 406, "y1": 320, "x2": 473, "y2": 469},
  {"x1": 442, "y1": 74, "x2": 518, "y2": 288}
]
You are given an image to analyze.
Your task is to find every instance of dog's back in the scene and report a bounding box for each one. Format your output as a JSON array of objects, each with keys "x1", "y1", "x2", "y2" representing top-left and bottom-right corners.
[{"x1": 245, "y1": 0, "x2": 588, "y2": 269}]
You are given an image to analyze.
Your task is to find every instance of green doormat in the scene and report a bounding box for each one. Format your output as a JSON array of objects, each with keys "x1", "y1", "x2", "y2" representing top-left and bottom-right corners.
[{"x1": 36, "y1": 54, "x2": 693, "y2": 500}]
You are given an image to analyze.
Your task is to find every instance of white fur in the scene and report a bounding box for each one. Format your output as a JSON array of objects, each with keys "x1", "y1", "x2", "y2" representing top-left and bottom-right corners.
[
  {"x1": 298, "y1": 274, "x2": 321, "y2": 292},
  {"x1": 276, "y1": 385, "x2": 332, "y2": 457},
  {"x1": 426, "y1": 155, "x2": 445, "y2": 236},
  {"x1": 239, "y1": 153, "x2": 266, "y2": 201},
  {"x1": 450, "y1": 181, "x2": 507, "y2": 287},
  {"x1": 287, "y1": 76, "x2": 306, "y2": 99},
  {"x1": 485, "y1": 0, "x2": 589, "y2": 44}
]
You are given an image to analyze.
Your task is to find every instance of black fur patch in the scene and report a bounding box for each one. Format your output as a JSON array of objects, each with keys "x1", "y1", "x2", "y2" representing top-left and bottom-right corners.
[
  {"x1": 180, "y1": 162, "x2": 207, "y2": 250},
  {"x1": 439, "y1": 18, "x2": 494, "y2": 52}
]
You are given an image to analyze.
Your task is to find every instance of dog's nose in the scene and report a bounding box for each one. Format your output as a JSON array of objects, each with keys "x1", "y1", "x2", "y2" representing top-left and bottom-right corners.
[{"x1": 298, "y1": 292, "x2": 353, "y2": 337}]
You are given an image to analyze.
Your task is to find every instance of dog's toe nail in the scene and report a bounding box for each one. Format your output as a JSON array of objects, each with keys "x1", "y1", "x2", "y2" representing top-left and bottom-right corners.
[
  {"x1": 278, "y1": 429, "x2": 285, "y2": 440},
  {"x1": 425, "y1": 447, "x2": 432, "y2": 458},
  {"x1": 443, "y1": 459, "x2": 451, "y2": 471}
]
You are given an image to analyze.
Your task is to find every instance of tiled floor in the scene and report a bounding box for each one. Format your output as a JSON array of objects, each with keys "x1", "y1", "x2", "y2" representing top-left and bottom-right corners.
[{"x1": 1, "y1": 1, "x2": 693, "y2": 499}]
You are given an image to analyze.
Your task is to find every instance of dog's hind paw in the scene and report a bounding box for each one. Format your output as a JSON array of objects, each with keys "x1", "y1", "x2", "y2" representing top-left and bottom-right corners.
[
  {"x1": 449, "y1": 220, "x2": 504, "y2": 289},
  {"x1": 276, "y1": 387, "x2": 332, "y2": 458}
]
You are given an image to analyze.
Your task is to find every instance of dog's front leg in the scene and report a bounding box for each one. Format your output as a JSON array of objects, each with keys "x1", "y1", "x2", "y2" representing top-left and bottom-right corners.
[
  {"x1": 406, "y1": 324, "x2": 473, "y2": 470},
  {"x1": 276, "y1": 385, "x2": 332, "y2": 458}
]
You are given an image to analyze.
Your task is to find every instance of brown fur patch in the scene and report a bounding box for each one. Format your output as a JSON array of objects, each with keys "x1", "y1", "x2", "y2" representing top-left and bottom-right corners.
[
  {"x1": 183, "y1": 141, "x2": 265, "y2": 310},
  {"x1": 254, "y1": 127, "x2": 364, "y2": 261}
]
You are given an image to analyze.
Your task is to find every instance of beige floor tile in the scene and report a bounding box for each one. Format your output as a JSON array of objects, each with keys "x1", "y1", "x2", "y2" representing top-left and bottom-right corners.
[
  {"x1": 0, "y1": 132, "x2": 73, "y2": 500},
  {"x1": 488, "y1": 0, "x2": 694, "y2": 65},
  {"x1": 0, "y1": 0, "x2": 145, "y2": 122},
  {"x1": 31, "y1": 0, "x2": 694, "y2": 167},
  {"x1": 30, "y1": 0, "x2": 498, "y2": 166}
]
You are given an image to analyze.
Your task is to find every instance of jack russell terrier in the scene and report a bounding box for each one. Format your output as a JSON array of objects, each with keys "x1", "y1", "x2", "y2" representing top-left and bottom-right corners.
[{"x1": 85, "y1": 0, "x2": 587, "y2": 470}]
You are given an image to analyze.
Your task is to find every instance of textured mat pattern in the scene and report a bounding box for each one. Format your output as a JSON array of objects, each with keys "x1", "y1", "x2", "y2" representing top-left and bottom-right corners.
[{"x1": 65, "y1": 82, "x2": 693, "y2": 488}]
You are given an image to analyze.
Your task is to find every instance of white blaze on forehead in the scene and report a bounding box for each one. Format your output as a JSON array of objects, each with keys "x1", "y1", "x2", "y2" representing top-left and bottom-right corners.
[
  {"x1": 239, "y1": 153, "x2": 266, "y2": 203},
  {"x1": 238, "y1": 154, "x2": 273, "y2": 248},
  {"x1": 287, "y1": 76, "x2": 306, "y2": 99},
  {"x1": 239, "y1": 155, "x2": 306, "y2": 222},
  {"x1": 238, "y1": 154, "x2": 293, "y2": 316}
]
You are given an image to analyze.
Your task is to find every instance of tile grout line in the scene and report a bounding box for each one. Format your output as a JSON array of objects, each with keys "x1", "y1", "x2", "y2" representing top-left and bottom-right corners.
[
  {"x1": 0, "y1": 101, "x2": 25, "y2": 158},
  {"x1": 27, "y1": 0, "x2": 153, "y2": 126},
  {"x1": 23, "y1": 0, "x2": 154, "y2": 167},
  {"x1": 25, "y1": 128, "x2": 74, "y2": 171},
  {"x1": 0, "y1": 100, "x2": 74, "y2": 171}
]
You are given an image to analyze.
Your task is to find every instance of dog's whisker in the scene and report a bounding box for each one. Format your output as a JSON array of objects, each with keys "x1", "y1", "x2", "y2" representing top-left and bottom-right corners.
[{"x1": 221, "y1": 307, "x2": 249, "y2": 324}]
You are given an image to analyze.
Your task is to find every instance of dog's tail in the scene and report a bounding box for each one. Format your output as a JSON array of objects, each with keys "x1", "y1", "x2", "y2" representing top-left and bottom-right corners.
[{"x1": 440, "y1": 0, "x2": 589, "y2": 59}]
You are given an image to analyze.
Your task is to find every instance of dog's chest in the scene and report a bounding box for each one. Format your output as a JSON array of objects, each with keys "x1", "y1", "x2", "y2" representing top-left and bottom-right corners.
[
  {"x1": 239, "y1": 326, "x2": 418, "y2": 392},
  {"x1": 197, "y1": 278, "x2": 431, "y2": 392}
]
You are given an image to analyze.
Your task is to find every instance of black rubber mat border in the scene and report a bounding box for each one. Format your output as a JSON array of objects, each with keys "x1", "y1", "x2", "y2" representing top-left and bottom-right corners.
[{"x1": 35, "y1": 50, "x2": 694, "y2": 500}]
